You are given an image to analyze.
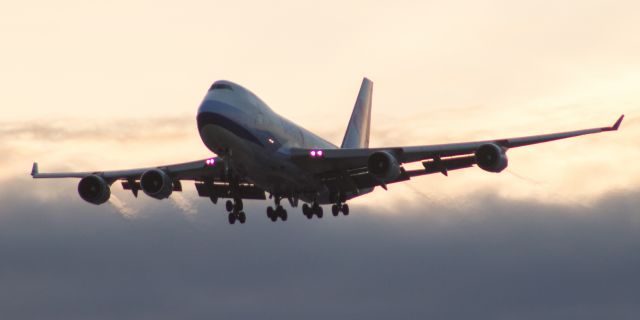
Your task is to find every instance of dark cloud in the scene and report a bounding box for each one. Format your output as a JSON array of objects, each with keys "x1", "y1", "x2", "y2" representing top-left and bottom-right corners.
[{"x1": 0, "y1": 180, "x2": 639, "y2": 320}]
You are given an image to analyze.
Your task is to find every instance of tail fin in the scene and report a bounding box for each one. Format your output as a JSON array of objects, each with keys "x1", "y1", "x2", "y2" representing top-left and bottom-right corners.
[{"x1": 341, "y1": 78, "x2": 373, "y2": 148}]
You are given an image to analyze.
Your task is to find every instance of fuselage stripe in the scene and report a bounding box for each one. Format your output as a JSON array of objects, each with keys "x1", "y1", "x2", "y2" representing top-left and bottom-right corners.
[{"x1": 197, "y1": 112, "x2": 264, "y2": 146}]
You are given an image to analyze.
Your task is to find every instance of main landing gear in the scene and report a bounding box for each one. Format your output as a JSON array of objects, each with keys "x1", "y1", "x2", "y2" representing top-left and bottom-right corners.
[
  {"x1": 302, "y1": 203, "x2": 324, "y2": 219},
  {"x1": 331, "y1": 203, "x2": 349, "y2": 216},
  {"x1": 266, "y1": 196, "x2": 288, "y2": 222},
  {"x1": 226, "y1": 198, "x2": 246, "y2": 225},
  {"x1": 266, "y1": 205, "x2": 288, "y2": 222}
]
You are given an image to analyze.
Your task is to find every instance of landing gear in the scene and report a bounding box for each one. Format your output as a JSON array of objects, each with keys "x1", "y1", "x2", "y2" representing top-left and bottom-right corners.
[
  {"x1": 330, "y1": 203, "x2": 350, "y2": 217},
  {"x1": 302, "y1": 203, "x2": 324, "y2": 219},
  {"x1": 266, "y1": 205, "x2": 288, "y2": 222},
  {"x1": 228, "y1": 211, "x2": 246, "y2": 224},
  {"x1": 226, "y1": 198, "x2": 245, "y2": 224},
  {"x1": 302, "y1": 203, "x2": 312, "y2": 219}
]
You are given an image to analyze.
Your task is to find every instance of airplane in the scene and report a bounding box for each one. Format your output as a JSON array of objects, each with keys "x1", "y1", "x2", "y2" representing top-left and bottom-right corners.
[{"x1": 32, "y1": 78, "x2": 624, "y2": 224}]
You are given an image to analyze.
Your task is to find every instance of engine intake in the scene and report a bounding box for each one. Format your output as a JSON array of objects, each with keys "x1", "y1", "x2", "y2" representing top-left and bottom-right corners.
[
  {"x1": 475, "y1": 143, "x2": 508, "y2": 173},
  {"x1": 367, "y1": 151, "x2": 401, "y2": 181},
  {"x1": 78, "y1": 175, "x2": 111, "y2": 205},
  {"x1": 140, "y1": 169, "x2": 173, "y2": 199}
]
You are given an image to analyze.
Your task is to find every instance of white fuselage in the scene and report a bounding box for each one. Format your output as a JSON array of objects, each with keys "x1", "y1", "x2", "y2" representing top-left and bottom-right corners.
[{"x1": 196, "y1": 80, "x2": 341, "y2": 203}]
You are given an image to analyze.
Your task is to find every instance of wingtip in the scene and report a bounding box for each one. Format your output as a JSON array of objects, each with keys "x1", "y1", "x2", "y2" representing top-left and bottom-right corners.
[
  {"x1": 31, "y1": 162, "x2": 39, "y2": 177},
  {"x1": 612, "y1": 114, "x2": 624, "y2": 131}
]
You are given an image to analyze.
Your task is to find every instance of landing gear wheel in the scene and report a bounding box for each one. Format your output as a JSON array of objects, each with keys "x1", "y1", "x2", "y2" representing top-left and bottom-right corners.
[
  {"x1": 270, "y1": 213, "x2": 278, "y2": 222},
  {"x1": 228, "y1": 212, "x2": 236, "y2": 224},
  {"x1": 238, "y1": 211, "x2": 246, "y2": 224},
  {"x1": 342, "y1": 203, "x2": 349, "y2": 216},
  {"x1": 266, "y1": 206, "x2": 274, "y2": 219},
  {"x1": 331, "y1": 204, "x2": 340, "y2": 216},
  {"x1": 275, "y1": 205, "x2": 286, "y2": 222},
  {"x1": 226, "y1": 200, "x2": 234, "y2": 212},
  {"x1": 302, "y1": 204, "x2": 311, "y2": 216},
  {"x1": 313, "y1": 205, "x2": 323, "y2": 218}
]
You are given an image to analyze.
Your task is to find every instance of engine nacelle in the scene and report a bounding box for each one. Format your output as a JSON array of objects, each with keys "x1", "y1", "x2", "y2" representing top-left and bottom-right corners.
[
  {"x1": 475, "y1": 143, "x2": 508, "y2": 173},
  {"x1": 140, "y1": 169, "x2": 173, "y2": 199},
  {"x1": 367, "y1": 151, "x2": 402, "y2": 181},
  {"x1": 78, "y1": 175, "x2": 111, "y2": 205}
]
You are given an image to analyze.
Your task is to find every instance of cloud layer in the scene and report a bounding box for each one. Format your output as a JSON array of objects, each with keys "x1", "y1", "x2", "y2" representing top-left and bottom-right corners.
[{"x1": 1, "y1": 180, "x2": 639, "y2": 320}]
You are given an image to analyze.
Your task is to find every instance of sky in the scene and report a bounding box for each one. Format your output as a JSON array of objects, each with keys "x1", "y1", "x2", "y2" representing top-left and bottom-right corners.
[{"x1": 1, "y1": 0, "x2": 639, "y2": 318}]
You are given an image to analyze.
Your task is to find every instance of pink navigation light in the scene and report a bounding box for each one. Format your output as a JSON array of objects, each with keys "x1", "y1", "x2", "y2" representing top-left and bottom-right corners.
[
  {"x1": 205, "y1": 158, "x2": 216, "y2": 166},
  {"x1": 309, "y1": 149, "x2": 324, "y2": 158}
]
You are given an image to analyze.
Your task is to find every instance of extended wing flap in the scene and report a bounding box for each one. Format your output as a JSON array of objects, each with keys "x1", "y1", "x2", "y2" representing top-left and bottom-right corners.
[{"x1": 194, "y1": 182, "x2": 266, "y2": 200}]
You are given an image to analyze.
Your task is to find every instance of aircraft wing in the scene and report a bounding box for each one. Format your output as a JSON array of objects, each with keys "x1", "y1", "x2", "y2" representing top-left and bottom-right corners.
[
  {"x1": 290, "y1": 115, "x2": 624, "y2": 190},
  {"x1": 31, "y1": 157, "x2": 267, "y2": 200},
  {"x1": 31, "y1": 158, "x2": 224, "y2": 181}
]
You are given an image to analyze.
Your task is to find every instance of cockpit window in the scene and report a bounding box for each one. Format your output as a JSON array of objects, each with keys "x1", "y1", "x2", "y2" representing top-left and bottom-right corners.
[{"x1": 209, "y1": 83, "x2": 233, "y2": 92}]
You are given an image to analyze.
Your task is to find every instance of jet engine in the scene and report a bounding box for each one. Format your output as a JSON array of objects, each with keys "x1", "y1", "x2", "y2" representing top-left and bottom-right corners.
[
  {"x1": 140, "y1": 169, "x2": 173, "y2": 199},
  {"x1": 78, "y1": 175, "x2": 111, "y2": 205},
  {"x1": 475, "y1": 143, "x2": 508, "y2": 173},
  {"x1": 367, "y1": 151, "x2": 402, "y2": 181}
]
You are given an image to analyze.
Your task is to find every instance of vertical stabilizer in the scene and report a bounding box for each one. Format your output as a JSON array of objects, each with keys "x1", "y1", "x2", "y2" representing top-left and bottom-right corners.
[{"x1": 341, "y1": 78, "x2": 373, "y2": 148}]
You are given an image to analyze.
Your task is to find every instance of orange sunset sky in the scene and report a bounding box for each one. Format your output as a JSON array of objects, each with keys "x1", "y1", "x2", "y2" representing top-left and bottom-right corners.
[{"x1": 1, "y1": 0, "x2": 639, "y2": 213}]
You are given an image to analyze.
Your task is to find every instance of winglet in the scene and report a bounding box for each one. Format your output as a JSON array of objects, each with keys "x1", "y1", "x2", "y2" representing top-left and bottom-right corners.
[
  {"x1": 603, "y1": 114, "x2": 624, "y2": 131},
  {"x1": 612, "y1": 114, "x2": 624, "y2": 131},
  {"x1": 31, "y1": 162, "x2": 39, "y2": 177}
]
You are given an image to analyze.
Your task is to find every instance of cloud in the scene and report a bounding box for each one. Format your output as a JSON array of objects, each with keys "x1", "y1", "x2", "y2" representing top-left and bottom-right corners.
[
  {"x1": 1, "y1": 179, "x2": 639, "y2": 320},
  {"x1": 0, "y1": 116, "x2": 194, "y2": 143}
]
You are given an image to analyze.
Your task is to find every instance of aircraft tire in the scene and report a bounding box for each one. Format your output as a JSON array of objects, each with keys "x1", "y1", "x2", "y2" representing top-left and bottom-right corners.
[
  {"x1": 342, "y1": 204, "x2": 349, "y2": 216},
  {"x1": 267, "y1": 206, "x2": 274, "y2": 218},
  {"x1": 331, "y1": 204, "x2": 340, "y2": 216},
  {"x1": 228, "y1": 212, "x2": 236, "y2": 224},
  {"x1": 316, "y1": 206, "x2": 323, "y2": 218},
  {"x1": 226, "y1": 200, "x2": 234, "y2": 212},
  {"x1": 238, "y1": 211, "x2": 246, "y2": 224}
]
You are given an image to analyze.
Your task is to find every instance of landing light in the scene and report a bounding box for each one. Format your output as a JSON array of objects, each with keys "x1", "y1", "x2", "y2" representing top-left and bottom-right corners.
[
  {"x1": 205, "y1": 158, "x2": 216, "y2": 166},
  {"x1": 309, "y1": 149, "x2": 324, "y2": 158}
]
